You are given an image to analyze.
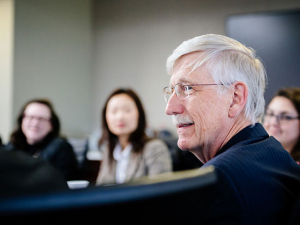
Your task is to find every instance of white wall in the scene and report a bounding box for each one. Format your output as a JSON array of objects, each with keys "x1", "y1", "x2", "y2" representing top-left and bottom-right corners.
[
  {"x1": 12, "y1": 0, "x2": 93, "y2": 140},
  {"x1": 0, "y1": 0, "x2": 14, "y2": 143},
  {"x1": 6, "y1": 0, "x2": 300, "y2": 143},
  {"x1": 92, "y1": 0, "x2": 300, "y2": 136}
]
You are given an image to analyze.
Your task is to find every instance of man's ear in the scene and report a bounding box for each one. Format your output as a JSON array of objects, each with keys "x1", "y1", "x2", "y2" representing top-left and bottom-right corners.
[{"x1": 228, "y1": 82, "x2": 248, "y2": 118}]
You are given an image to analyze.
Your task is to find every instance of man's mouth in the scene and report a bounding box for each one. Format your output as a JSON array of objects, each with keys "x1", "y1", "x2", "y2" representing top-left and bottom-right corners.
[
  {"x1": 173, "y1": 115, "x2": 194, "y2": 128},
  {"x1": 178, "y1": 122, "x2": 194, "y2": 128}
]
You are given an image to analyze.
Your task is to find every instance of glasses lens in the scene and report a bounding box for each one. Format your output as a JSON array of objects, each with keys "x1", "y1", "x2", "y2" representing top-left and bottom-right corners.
[
  {"x1": 176, "y1": 84, "x2": 188, "y2": 100},
  {"x1": 163, "y1": 87, "x2": 172, "y2": 103}
]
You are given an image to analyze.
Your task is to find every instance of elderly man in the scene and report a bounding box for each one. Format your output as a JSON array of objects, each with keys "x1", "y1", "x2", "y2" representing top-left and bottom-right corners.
[{"x1": 163, "y1": 34, "x2": 300, "y2": 224}]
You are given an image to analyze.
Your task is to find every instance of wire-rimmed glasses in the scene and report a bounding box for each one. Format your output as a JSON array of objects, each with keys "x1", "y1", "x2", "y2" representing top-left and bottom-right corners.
[{"x1": 163, "y1": 83, "x2": 222, "y2": 103}]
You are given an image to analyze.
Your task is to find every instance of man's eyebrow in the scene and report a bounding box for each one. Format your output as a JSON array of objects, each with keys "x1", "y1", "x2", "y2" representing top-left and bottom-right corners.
[
  {"x1": 175, "y1": 79, "x2": 193, "y2": 85},
  {"x1": 170, "y1": 73, "x2": 191, "y2": 85},
  {"x1": 170, "y1": 79, "x2": 190, "y2": 88}
]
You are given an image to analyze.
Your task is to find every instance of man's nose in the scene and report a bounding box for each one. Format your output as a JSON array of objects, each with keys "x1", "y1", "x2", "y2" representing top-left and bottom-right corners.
[{"x1": 165, "y1": 92, "x2": 184, "y2": 115}]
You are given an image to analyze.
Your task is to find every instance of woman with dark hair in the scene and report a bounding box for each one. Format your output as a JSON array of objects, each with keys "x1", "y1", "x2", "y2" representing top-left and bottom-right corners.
[
  {"x1": 96, "y1": 88, "x2": 172, "y2": 185},
  {"x1": 7, "y1": 99, "x2": 78, "y2": 181},
  {"x1": 263, "y1": 87, "x2": 300, "y2": 163}
]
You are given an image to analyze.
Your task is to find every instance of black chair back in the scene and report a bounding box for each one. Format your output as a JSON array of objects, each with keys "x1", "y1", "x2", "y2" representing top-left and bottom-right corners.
[{"x1": 0, "y1": 166, "x2": 216, "y2": 224}]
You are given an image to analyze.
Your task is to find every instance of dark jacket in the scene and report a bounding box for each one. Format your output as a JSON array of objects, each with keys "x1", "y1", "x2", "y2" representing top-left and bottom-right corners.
[
  {"x1": 7, "y1": 137, "x2": 78, "y2": 181},
  {"x1": 201, "y1": 123, "x2": 300, "y2": 224}
]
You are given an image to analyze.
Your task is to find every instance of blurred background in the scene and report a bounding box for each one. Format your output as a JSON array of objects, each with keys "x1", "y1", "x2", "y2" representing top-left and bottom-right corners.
[{"x1": 1, "y1": 0, "x2": 300, "y2": 144}]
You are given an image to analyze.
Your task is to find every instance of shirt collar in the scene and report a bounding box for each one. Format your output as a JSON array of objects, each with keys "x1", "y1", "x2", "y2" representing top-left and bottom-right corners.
[{"x1": 113, "y1": 143, "x2": 132, "y2": 161}]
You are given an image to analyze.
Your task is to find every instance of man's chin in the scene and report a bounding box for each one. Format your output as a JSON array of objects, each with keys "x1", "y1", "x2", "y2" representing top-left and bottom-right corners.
[{"x1": 177, "y1": 139, "x2": 192, "y2": 151}]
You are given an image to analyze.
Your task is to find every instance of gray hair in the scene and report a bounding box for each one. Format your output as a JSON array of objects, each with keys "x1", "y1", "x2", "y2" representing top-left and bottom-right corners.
[{"x1": 166, "y1": 34, "x2": 267, "y2": 124}]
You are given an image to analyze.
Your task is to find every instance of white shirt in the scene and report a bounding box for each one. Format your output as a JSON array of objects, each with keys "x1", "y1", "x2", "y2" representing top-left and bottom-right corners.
[{"x1": 113, "y1": 143, "x2": 132, "y2": 184}]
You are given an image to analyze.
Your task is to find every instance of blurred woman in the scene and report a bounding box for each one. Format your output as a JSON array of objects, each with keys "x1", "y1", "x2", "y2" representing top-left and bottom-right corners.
[
  {"x1": 96, "y1": 88, "x2": 172, "y2": 185},
  {"x1": 263, "y1": 87, "x2": 300, "y2": 162},
  {"x1": 8, "y1": 99, "x2": 78, "y2": 181}
]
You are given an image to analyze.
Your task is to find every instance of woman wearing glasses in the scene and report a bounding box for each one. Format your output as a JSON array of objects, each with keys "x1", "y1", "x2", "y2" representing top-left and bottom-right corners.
[
  {"x1": 263, "y1": 87, "x2": 300, "y2": 163},
  {"x1": 7, "y1": 99, "x2": 78, "y2": 181},
  {"x1": 96, "y1": 88, "x2": 172, "y2": 185}
]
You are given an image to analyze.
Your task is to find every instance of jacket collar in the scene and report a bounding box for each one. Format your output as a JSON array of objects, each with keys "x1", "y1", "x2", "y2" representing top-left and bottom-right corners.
[{"x1": 216, "y1": 123, "x2": 269, "y2": 157}]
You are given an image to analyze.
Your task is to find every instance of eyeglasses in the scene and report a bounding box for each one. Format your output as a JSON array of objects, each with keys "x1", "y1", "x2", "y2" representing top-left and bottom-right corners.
[
  {"x1": 163, "y1": 83, "x2": 222, "y2": 103},
  {"x1": 264, "y1": 112, "x2": 299, "y2": 124},
  {"x1": 23, "y1": 115, "x2": 51, "y2": 123}
]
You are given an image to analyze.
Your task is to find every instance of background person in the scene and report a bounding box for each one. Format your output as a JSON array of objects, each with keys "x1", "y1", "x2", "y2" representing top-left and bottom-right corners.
[
  {"x1": 96, "y1": 88, "x2": 172, "y2": 185},
  {"x1": 263, "y1": 87, "x2": 300, "y2": 163},
  {"x1": 163, "y1": 34, "x2": 300, "y2": 224},
  {"x1": 7, "y1": 99, "x2": 78, "y2": 181}
]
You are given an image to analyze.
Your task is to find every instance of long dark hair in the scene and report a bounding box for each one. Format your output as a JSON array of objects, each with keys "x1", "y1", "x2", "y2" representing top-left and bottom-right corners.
[
  {"x1": 273, "y1": 87, "x2": 300, "y2": 161},
  {"x1": 10, "y1": 99, "x2": 61, "y2": 150},
  {"x1": 98, "y1": 88, "x2": 149, "y2": 164}
]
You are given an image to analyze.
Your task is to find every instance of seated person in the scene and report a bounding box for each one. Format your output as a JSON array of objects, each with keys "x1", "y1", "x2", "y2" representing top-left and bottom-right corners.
[
  {"x1": 96, "y1": 88, "x2": 172, "y2": 185},
  {"x1": 0, "y1": 146, "x2": 69, "y2": 198},
  {"x1": 263, "y1": 87, "x2": 300, "y2": 163},
  {"x1": 163, "y1": 34, "x2": 300, "y2": 224},
  {"x1": 7, "y1": 99, "x2": 78, "y2": 181}
]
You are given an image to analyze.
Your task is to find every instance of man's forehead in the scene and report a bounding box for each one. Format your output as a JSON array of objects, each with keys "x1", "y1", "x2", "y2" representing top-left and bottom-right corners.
[
  {"x1": 170, "y1": 65, "x2": 211, "y2": 86},
  {"x1": 169, "y1": 52, "x2": 207, "y2": 85},
  {"x1": 170, "y1": 71, "x2": 192, "y2": 86}
]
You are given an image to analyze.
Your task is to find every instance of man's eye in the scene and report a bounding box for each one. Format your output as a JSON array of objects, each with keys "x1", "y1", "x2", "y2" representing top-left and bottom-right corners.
[{"x1": 184, "y1": 86, "x2": 193, "y2": 91}]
